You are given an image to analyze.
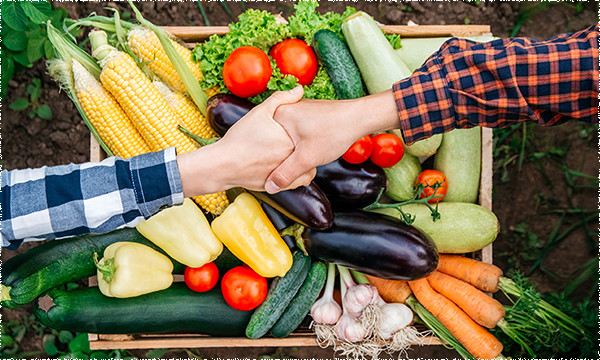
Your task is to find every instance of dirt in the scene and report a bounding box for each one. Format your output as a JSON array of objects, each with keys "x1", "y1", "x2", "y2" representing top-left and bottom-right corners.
[{"x1": 1, "y1": 1, "x2": 597, "y2": 359}]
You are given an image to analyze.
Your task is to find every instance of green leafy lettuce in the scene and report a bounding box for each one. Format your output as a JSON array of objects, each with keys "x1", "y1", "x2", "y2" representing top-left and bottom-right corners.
[{"x1": 192, "y1": 1, "x2": 356, "y2": 103}]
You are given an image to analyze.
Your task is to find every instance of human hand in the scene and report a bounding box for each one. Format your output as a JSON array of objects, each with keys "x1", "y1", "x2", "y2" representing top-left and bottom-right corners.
[
  {"x1": 265, "y1": 88, "x2": 399, "y2": 194},
  {"x1": 178, "y1": 87, "x2": 312, "y2": 197}
]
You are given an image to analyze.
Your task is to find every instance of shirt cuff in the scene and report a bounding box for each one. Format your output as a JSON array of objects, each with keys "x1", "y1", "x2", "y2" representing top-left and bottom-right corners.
[
  {"x1": 392, "y1": 67, "x2": 456, "y2": 145},
  {"x1": 129, "y1": 147, "x2": 184, "y2": 218}
]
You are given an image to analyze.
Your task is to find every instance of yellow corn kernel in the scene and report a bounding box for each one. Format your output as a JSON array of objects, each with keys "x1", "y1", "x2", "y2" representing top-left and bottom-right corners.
[
  {"x1": 99, "y1": 50, "x2": 228, "y2": 214},
  {"x1": 154, "y1": 81, "x2": 218, "y2": 140},
  {"x1": 72, "y1": 59, "x2": 150, "y2": 159},
  {"x1": 128, "y1": 28, "x2": 202, "y2": 94}
]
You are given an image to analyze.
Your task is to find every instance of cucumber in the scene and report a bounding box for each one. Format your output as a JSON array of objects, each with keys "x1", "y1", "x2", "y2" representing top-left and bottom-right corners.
[
  {"x1": 270, "y1": 261, "x2": 327, "y2": 338},
  {"x1": 312, "y1": 29, "x2": 363, "y2": 99},
  {"x1": 33, "y1": 283, "x2": 252, "y2": 335},
  {"x1": 384, "y1": 152, "x2": 422, "y2": 201},
  {"x1": 0, "y1": 228, "x2": 184, "y2": 309},
  {"x1": 433, "y1": 127, "x2": 481, "y2": 203},
  {"x1": 245, "y1": 251, "x2": 311, "y2": 339},
  {"x1": 371, "y1": 202, "x2": 499, "y2": 253}
]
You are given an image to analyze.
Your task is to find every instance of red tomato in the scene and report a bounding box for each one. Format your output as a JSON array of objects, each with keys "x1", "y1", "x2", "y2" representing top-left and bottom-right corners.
[
  {"x1": 184, "y1": 262, "x2": 219, "y2": 293},
  {"x1": 221, "y1": 266, "x2": 267, "y2": 311},
  {"x1": 223, "y1": 46, "x2": 272, "y2": 98},
  {"x1": 269, "y1": 39, "x2": 318, "y2": 86},
  {"x1": 415, "y1": 169, "x2": 448, "y2": 203},
  {"x1": 342, "y1": 135, "x2": 373, "y2": 164},
  {"x1": 370, "y1": 133, "x2": 404, "y2": 168}
]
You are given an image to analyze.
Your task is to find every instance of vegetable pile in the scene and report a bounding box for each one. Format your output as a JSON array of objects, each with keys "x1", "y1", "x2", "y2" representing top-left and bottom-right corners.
[{"x1": 1, "y1": 2, "x2": 593, "y2": 359}]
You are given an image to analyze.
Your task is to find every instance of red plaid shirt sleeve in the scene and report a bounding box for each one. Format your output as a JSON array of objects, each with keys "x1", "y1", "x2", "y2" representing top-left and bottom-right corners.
[{"x1": 393, "y1": 24, "x2": 599, "y2": 145}]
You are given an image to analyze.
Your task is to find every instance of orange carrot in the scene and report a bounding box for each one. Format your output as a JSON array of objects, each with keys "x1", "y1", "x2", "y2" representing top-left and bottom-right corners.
[
  {"x1": 428, "y1": 271, "x2": 505, "y2": 329},
  {"x1": 409, "y1": 278, "x2": 503, "y2": 360},
  {"x1": 365, "y1": 275, "x2": 412, "y2": 304},
  {"x1": 437, "y1": 255, "x2": 503, "y2": 293}
]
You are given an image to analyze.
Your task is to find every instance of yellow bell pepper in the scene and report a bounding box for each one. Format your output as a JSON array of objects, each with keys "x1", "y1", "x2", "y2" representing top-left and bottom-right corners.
[
  {"x1": 136, "y1": 199, "x2": 223, "y2": 267},
  {"x1": 211, "y1": 193, "x2": 293, "y2": 278},
  {"x1": 94, "y1": 242, "x2": 173, "y2": 298}
]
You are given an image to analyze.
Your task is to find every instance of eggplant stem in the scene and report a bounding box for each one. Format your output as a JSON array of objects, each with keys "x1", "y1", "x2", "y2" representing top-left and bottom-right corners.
[{"x1": 280, "y1": 223, "x2": 307, "y2": 256}]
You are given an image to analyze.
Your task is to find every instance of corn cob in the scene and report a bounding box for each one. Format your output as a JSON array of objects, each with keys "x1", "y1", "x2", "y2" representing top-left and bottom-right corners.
[
  {"x1": 153, "y1": 81, "x2": 218, "y2": 140},
  {"x1": 91, "y1": 30, "x2": 228, "y2": 214},
  {"x1": 72, "y1": 59, "x2": 151, "y2": 159},
  {"x1": 128, "y1": 28, "x2": 202, "y2": 94}
]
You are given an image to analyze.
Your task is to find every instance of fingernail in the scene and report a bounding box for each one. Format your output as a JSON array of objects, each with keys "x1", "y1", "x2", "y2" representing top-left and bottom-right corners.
[
  {"x1": 288, "y1": 86, "x2": 302, "y2": 95},
  {"x1": 265, "y1": 181, "x2": 280, "y2": 194}
]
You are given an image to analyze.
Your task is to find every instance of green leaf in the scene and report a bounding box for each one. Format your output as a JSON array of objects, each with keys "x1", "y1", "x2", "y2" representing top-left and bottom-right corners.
[
  {"x1": 1, "y1": 56, "x2": 15, "y2": 97},
  {"x1": 21, "y1": 1, "x2": 52, "y2": 24},
  {"x1": 145, "y1": 348, "x2": 168, "y2": 358},
  {"x1": 50, "y1": 7, "x2": 68, "y2": 27},
  {"x1": 58, "y1": 330, "x2": 74, "y2": 344},
  {"x1": 26, "y1": 33, "x2": 46, "y2": 63},
  {"x1": 30, "y1": 78, "x2": 42, "y2": 102},
  {"x1": 44, "y1": 334, "x2": 59, "y2": 356},
  {"x1": 90, "y1": 351, "x2": 111, "y2": 359},
  {"x1": 9, "y1": 97, "x2": 30, "y2": 111},
  {"x1": 44, "y1": 38, "x2": 55, "y2": 59},
  {"x1": 3, "y1": 30, "x2": 28, "y2": 51},
  {"x1": 68, "y1": 333, "x2": 91, "y2": 354},
  {"x1": 29, "y1": 110, "x2": 37, "y2": 118},
  {"x1": 37, "y1": 104, "x2": 52, "y2": 120},
  {"x1": 0, "y1": 334, "x2": 15, "y2": 348},
  {"x1": 12, "y1": 50, "x2": 32, "y2": 66},
  {"x1": 1, "y1": 2, "x2": 29, "y2": 31}
]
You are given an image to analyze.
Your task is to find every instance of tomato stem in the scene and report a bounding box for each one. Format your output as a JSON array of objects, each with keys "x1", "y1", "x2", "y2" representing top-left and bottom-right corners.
[{"x1": 362, "y1": 182, "x2": 444, "y2": 224}]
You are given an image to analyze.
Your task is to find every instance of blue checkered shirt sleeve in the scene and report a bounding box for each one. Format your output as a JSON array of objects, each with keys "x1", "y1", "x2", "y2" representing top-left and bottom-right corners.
[{"x1": 1, "y1": 147, "x2": 184, "y2": 249}]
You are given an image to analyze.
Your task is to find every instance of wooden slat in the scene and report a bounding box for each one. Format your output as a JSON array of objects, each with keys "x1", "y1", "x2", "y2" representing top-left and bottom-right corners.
[
  {"x1": 89, "y1": 333, "x2": 441, "y2": 350},
  {"x1": 479, "y1": 127, "x2": 494, "y2": 264},
  {"x1": 163, "y1": 24, "x2": 491, "y2": 42}
]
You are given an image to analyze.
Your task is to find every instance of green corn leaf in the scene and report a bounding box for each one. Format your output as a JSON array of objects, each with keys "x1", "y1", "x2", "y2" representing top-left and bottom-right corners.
[
  {"x1": 2, "y1": 2, "x2": 29, "y2": 31},
  {"x1": 3, "y1": 30, "x2": 28, "y2": 51},
  {"x1": 21, "y1": 1, "x2": 53, "y2": 24},
  {"x1": 9, "y1": 98, "x2": 30, "y2": 111}
]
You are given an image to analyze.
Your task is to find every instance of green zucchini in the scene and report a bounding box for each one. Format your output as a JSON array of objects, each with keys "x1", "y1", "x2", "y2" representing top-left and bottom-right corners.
[
  {"x1": 245, "y1": 251, "x2": 311, "y2": 339},
  {"x1": 33, "y1": 283, "x2": 252, "y2": 335},
  {"x1": 392, "y1": 129, "x2": 443, "y2": 158},
  {"x1": 433, "y1": 127, "x2": 481, "y2": 203},
  {"x1": 384, "y1": 152, "x2": 422, "y2": 202},
  {"x1": 271, "y1": 261, "x2": 327, "y2": 338},
  {"x1": 342, "y1": 11, "x2": 412, "y2": 94},
  {"x1": 312, "y1": 29, "x2": 363, "y2": 99},
  {"x1": 372, "y1": 202, "x2": 499, "y2": 253},
  {"x1": 0, "y1": 228, "x2": 185, "y2": 309}
]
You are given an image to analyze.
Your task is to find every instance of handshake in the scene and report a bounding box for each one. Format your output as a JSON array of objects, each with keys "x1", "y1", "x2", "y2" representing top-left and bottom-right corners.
[{"x1": 177, "y1": 86, "x2": 399, "y2": 198}]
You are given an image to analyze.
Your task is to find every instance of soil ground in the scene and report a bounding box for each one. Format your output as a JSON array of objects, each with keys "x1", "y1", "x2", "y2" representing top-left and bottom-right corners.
[{"x1": 1, "y1": 1, "x2": 598, "y2": 359}]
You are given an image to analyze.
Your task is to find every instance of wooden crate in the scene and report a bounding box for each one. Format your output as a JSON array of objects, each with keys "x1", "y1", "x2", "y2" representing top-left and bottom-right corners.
[{"x1": 88, "y1": 24, "x2": 494, "y2": 350}]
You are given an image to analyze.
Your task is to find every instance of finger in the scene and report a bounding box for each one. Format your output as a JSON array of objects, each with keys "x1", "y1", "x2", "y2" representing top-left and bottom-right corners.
[
  {"x1": 264, "y1": 151, "x2": 310, "y2": 194},
  {"x1": 284, "y1": 168, "x2": 317, "y2": 191},
  {"x1": 259, "y1": 86, "x2": 304, "y2": 115}
]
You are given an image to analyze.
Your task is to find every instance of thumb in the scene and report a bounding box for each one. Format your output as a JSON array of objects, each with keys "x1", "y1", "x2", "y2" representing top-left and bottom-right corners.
[
  {"x1": 259, "y1": 85, "x2": 304, "y2": 115},
  {"x1": 264, "y1": 151, "x2": 309, "y2": 194}
]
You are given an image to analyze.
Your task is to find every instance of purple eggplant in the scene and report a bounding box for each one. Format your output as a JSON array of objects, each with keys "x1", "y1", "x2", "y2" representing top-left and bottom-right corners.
[
  {"x1": 314, "y1": 159, "x2": 387, "y2": 210},
  {"x1": 260, "y1": 202, "x2": 298, "y2": 251},
  {"x1": 287, "y1": 211, "x2": 438, "y2": 280},
  {"x1": 206, "y1": 93, "x2": 254, "y2": 136},
  {"x1": 250, "y1": 182, "x2": 333, "y2": 230}
]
